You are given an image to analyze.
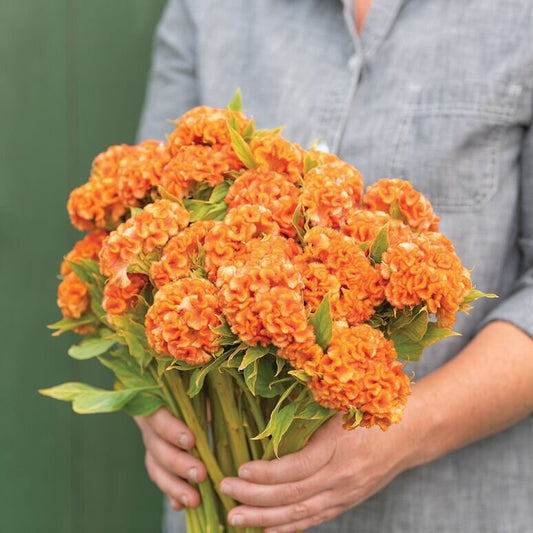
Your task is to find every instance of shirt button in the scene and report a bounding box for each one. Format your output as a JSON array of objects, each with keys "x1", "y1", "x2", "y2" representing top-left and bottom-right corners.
[{"x1": 348, "y1": 55, "x2": 359, "y2": 70}]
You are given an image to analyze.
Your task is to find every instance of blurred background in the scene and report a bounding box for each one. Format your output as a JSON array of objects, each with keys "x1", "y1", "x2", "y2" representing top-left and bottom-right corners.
[{"x1": 1, "y1": 1, "x2": 170, "y2": 531}]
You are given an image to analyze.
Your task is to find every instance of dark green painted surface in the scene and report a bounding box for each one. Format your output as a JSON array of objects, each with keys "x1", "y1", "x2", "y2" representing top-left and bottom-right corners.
[{"x1": 1, "y1": 1, "x2": 168, "y2": 531}]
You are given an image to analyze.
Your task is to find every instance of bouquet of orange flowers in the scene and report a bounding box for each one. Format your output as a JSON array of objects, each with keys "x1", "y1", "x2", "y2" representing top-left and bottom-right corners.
[{"x1": 41, "y1": 91, "x2": 490, "y2": 532}]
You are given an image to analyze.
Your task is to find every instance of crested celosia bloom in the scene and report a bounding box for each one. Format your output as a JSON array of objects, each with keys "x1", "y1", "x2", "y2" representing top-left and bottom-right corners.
[
  {"x1": 57, "y1": 271, "x2": 91, "y2": 320},
  {"x1": 216, "y1": 236, "x2": 313, "y2": 348},
  {"x1": 363, "y1": 178, "x2": 440, "y2": 232},
  {"x1": 150, "y1": 220, "x2": 216, "y2": 288},
  {"x1": 304, "y1": 149, "x2": 341, "y2": 167},
  {"x1": 99, "y1": 199, "x2": 190, "y2": 287},
  {"x1": 116, "y1": 140, "x2": 170, "y2": 207},
  {"x1": 250, "y1": 133, "x2": 304, "y2": 183},
  {"x1": 145, "y1": 278, "x2": 222, "y2": 365},
  {"x1": 305, "y1": 324, "x2": 411, "y2": 431},
  {"x1": 161, "y1": 144, "x2": 243, "y2": 194},
  {"x1": 381, "y1": 232, "x2": 472, "y2": 327},
  {"x1": 297, "y1": 227, "x2": 385, "y2": 325},
  {"x1": 225, "y1": 168, "x2": 300, "y2": 238},
  {"x1": 167, "y1": 106, "x2": 250, "y2": 154},
  {"x1": 91, "y1": 144, "x2": 134, "y2": 178},
  {"x1": 67, "y1": 176, "x2": 127, "y2": 231},
  {"x1": 60, "y1": 229, "x2": 109, "y2": 276},
  {"x1": 102, "y1": 273, "x2": 148, "y2": 321},
  {"x1": 301, "y1": 160, "x2": 364, "y2": 228},
  {"x1": 341, "y1": 209, "x2": 413, "y2": 246},
  {"x1": 203, "y1": 205, "x2": 281, "y2": 280}
]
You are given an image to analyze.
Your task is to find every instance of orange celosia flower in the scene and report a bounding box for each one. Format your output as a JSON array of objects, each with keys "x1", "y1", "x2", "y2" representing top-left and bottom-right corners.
[
  {"x1": 380, "y1": 232, "x2": 472, "y2": 327},
  {"x1": 167, "y1": 106, "x2": 250, "y2": 154},
  {"x1": 60, "y1": 229, "x2": 109, "y2": 276},
  {"x1": 225, "y1": 169, "x2": 300, "y2": 238},
  {"x1": 116, "y1": 140, "x2": 170, "y2": 207},
  {"x1": 203, "y1": 205, "x2": 282, "y2": 280},
  {"x1": 306, "y1": 324, "x2": 411, "y2": 431},
  {"x1": 341, "y1": 209, "x2": 413, "y2": 247},
  {"x1": 99, "y1": 199, "x2": 190, "y2": 287},
  {"x1": 250, "y1": 133, "x2": 304, "y2": 183},
  {"x1": 304, "y1": 149, "x2": 341, "y2": 169},
  {"x1": 57, "y1": 271, "x2": 91, "y2": 320},
  {"x1": 363, "y1": 178, "x2": 440, "y2": 232},
  {"x1": 145, "y1": 278, "x2": 222, "y2": 365},
  {"x1": 150, "y1": 220, "x2": 216, "y2": 288},
  {"x1": 298, "y1": 227, "x2": 385, "y2": 325},
  {"x1": 216, "y1": 236, "x2": 312, "y2": 348},
  {"x1": 161, "y1": 144, "x2": 243, "y2": 195},
  {"x1": 67, "y1": 177, "x2": 128, "y2": 231},
  {"x1": 102, "y1": 273, "x2": 148, "y2": 320},
  {"x1": 91, "y1": 144, "x2": 134, "y2": 179},
  {"x1": 301, "y1": 160, "x2": 364, "y2": 228}
]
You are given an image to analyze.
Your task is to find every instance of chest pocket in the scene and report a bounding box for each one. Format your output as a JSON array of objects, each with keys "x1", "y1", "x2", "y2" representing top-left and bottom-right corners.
[{"x1": 390, "y1": 82, "x2": 521, "y2": 211}]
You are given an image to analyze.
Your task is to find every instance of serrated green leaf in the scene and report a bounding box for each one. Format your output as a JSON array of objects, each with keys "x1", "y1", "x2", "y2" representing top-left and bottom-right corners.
[
  {"x1": 68, "y1": 336, "x2": 117, "y2": 360},
  {"x1": 228, "y1": 120, "x2": 257, "y2": 169},
  {"x1": 226, "y1": 88, "x2": 243, "y2": 112},
  {"x1": 122, "y1": 393, "x2": 165, "y2": 417},
  {"x1": 369, "y1": 223, "x2": 389, "y2": 263},
  {"x1": 73, "y1": 389, "x2": 139, "y2": 414},
  {"x1": 39, "y1": 382, "x2": 99, "y2": 401},
  {"x1": 308, "y1": 294, "x2": 332, "y2": 350}
]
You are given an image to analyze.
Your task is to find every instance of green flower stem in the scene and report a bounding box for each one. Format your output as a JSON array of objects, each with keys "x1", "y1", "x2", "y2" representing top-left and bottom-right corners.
[
  {"x1": 161, "y1": 369, "x2": 236, "y2": 515},
  {"x1": 207, "y1": 370, "x2": 251, "y2": 470},
  {"x1": 185, "y1": 506, "x2": 205, "y2": 532}
]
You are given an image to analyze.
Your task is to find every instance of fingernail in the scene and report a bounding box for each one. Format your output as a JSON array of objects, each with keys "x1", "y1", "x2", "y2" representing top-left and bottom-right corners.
[
  {"x1": 220, "y1": 482, "x2": 232, "y2": 496},
  {"x1": 178, "y1": 433, "x2": 190, "y2": 448},
  {"x1": 187, "y1": 467, "x2": 198, "y2": 483},
  {"x1": 238, "y1": 466, "x2": 251, "y2": 479},
  {"x1": 180, "y1": 494, "x2": 189, "y2": 507},
  {"x1": 230, "y1": 514, "x2": 245, "y2": 527}
]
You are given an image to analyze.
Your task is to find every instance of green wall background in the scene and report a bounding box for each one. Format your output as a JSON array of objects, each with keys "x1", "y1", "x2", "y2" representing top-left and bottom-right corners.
[{"x1": 1, "y1": 1, "x2": 169, "y2": 531}]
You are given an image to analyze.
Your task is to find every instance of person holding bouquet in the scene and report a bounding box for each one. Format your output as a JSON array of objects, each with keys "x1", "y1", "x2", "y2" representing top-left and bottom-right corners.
[{"x1": 133, "y1": 1, "x2": 533, "y2": 531}]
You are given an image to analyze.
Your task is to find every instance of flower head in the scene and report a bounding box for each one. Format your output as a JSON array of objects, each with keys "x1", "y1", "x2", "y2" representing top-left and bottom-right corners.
[
  {"x1": 102, "y1": 273, "x2": 149, "y2": 321},
  {"x1": 381, "y1": 232, "x2": 472, "y2": 326},
  {"x1": 306, "y1": 324, "x2": 411, "y2": 430},
  {"x1": 145, "y1": 278, "x2": 222, "y2": 365},
  {"x1": 363, "y1": 178, "x2": 439, "y2": 232},
  {"x1": 60, "y1": 229, "x2": 109, "y2": 276},
  {"x1": 301, "y1": 160, "x2": 364, "y2": 228}
]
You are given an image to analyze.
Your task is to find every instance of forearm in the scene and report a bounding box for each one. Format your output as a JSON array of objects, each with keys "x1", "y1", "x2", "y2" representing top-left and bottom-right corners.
[{"x1": 399, "y1": 320, "x2": 533, "y2": 471}]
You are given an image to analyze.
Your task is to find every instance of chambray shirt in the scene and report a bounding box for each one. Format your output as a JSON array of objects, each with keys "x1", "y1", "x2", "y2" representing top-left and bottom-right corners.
[{"x1": 137, "y1": 1, "x2": 533, "y2": 531}]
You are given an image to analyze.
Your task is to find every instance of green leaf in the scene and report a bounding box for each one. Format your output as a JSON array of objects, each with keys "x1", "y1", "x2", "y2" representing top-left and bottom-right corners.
[
  {"x1": 288, "y1": 369, "x2": 311, "y2": 384},
  {"x1": 226, "y1": 88, "x2": 243, "y2": 112},
  {"x1": 421, "y1": 322, "x2": 460, "y2": 347},
  {"x1": 292, "y1": 206, "x2": 306, "y2": 243},
  {"x1": 122, "y1": 393, "x2": 165, "y2": 417},
  {"x1": 296, "y1": 401, "x2": 332, "y2": 421},
  {"x1": 187, "y1": 353, "x2": 229, "y2": 398},
  {"x1": 303, "y1": 154, "x2": 319, "y2": 174},
  {"x1": 112, "y1": 316, "x2": 153, "y2": 369},
  {"x1": 238, "y1": 345, "x2": 272, "y2": 371},
  {"x1": 228, "y1": 118, "x2": 257, "y2": 169},
  {"x1": 308, "y1": 294, "x2": 332, "y2": 350},
  {"x1": 271, "y1": 403, "x2": 298, "y2": 457},
  {"x1": 209, "y1": 181, "x2": 231, "y2": 203},
  {"x1": 48, "y1": 313, "x2": 98, "y2": 336},
  {"x1": 68, "y1": 336, "x2": 117, "y2": 360},
  {"x1": 98, "y1": 354, "x2": 156, "y2": 389},
  {"x1": 368, "y1": 223, "x2": 389, "y2": 263},
  {"x1": 72, "y1": 389, "x2": 139, "y2": 414},
  {"x1": 389, "y1": 201, "x2": 407, "y2": 223},
  {"x1": 39, "y1": 382, "x2": 99, "y2": 401},
  {"x1": 390, "y1": 306, "x2": 429, "y2": 342},
  {"x1": 390, "y1": 331, "x2": 425, "y2": 361},
  {"x1": 343, "y1": 406, "x2": 364, "y2": 429},
  {"x1": 459, "y1": 288, "x2": 498, "y2": 312},
  {"x1": 242, "y1": 118, "x2": 256, "y2": 142}
]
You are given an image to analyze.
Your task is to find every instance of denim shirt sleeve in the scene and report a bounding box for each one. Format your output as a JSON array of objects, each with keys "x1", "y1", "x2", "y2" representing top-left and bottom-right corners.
[
  {"x1": 137, "y1": 0, "x2": 198, "y2": 142},
  {"x1": 479, "y1": 120, "x2": 533, "y2": 338}
]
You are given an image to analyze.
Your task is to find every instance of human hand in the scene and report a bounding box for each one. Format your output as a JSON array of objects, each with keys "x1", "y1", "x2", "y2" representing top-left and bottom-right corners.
[
  {"x1": 134, "y1": 407, "x2": 207, "y2": 510},
  {"x1": 219, "y1": 413, "x2": 416, "y2": 532}
]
